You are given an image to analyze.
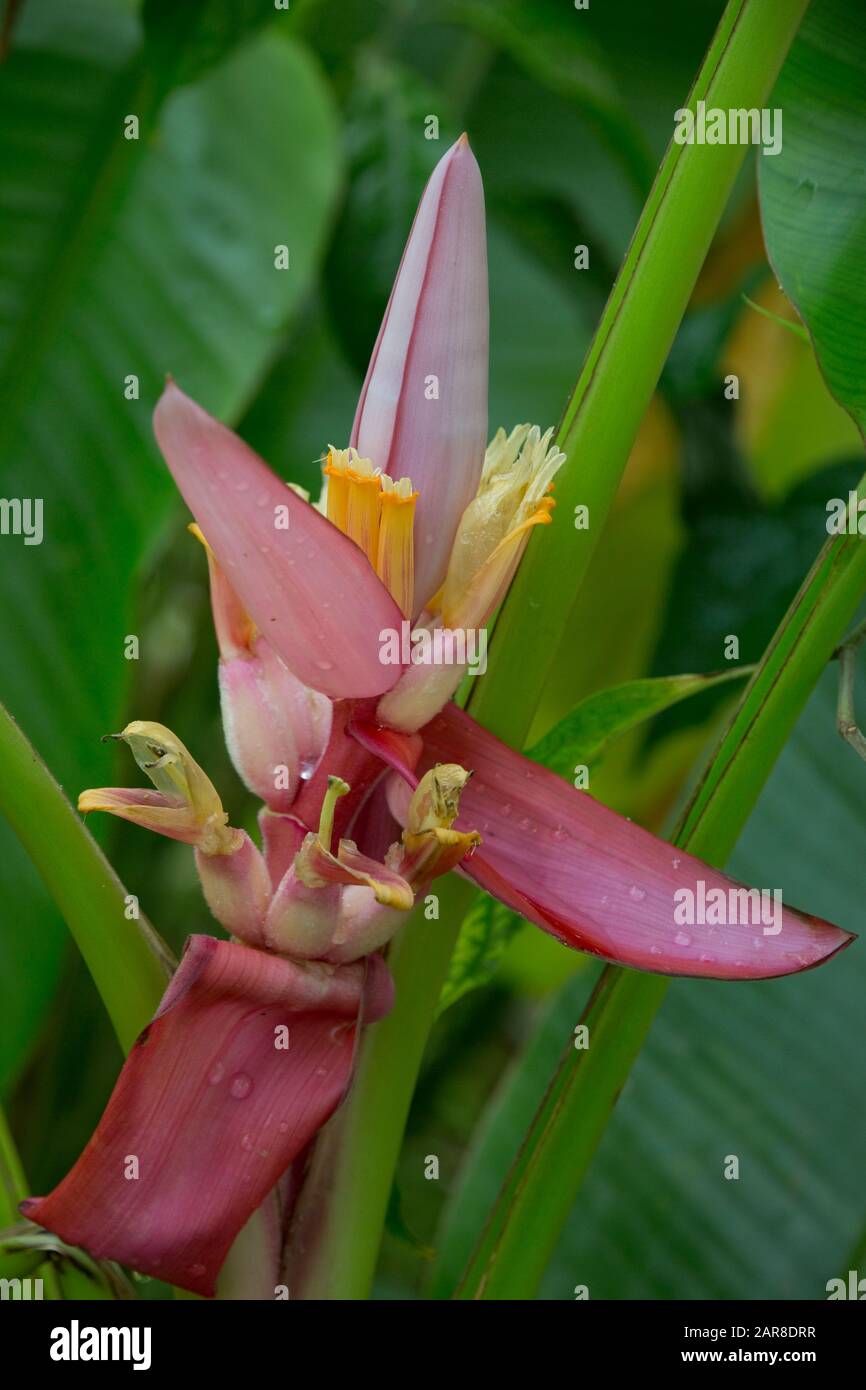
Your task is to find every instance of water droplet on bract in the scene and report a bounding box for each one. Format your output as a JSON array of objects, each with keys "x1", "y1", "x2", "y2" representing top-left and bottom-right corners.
[
  {"x1": 649, "y1": 944, "x2": 662, "y2": 956},
  {"x1": 629, "y1": 885, "x2": 646, "y2": 902},
  {"x1": 189, "y1": 1263, "x2": 206, "y2": 1278},
  {"x1": 699, "y1": 952, "x2": 713, "y2": 963},
  {"x1": 752, "y1": 937, "x2": 763, "y2": 949},
  {"x1": 600, "y1": 894, "x2": 610, "y2": 907},
  {"x1": 500, "y1": 803, "x2": 512, "y2": 818},
  {"x1": 241, "y1": 1133, "x2": 253, "y2": 1151},
  {"x1": 518, "y1": 817, "x2": 531, "y2": 831},
  {"x1": 229, "y1": 1072, "x2": 253, "y2": 1099},
  {"x1": 298, "y1": 758, "x2": 317, "y2": 782},
  {"x1": 674, "y1": 930, "x2": 691, "y2": 947},
  {"x1": 671, "y1": 857, "x2": 681, "y2": 870},
  {"x1": 208, "y1": 1063, "x2": 225, "y2": 1086},
  {"x1": 552, "y1": 826, "x2": 567, "y2": 841},
  {"x1": 316, "y1": 659, "x2": 334, "y2": 672}
]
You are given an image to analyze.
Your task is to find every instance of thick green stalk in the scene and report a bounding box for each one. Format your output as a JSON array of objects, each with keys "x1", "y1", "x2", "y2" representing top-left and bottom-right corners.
[
  {"x1": 475, "y1": 0, "x2": 810, "y2": 747},
  {"x1": 285, "y1": 0, "x2": 810, "y2": 1298},
  {"x1": 0, "y1": 703, "x2": 172, "y2": 1053},
  {"x1": 280, "y1": 875, "x2": 476, "y2": 1297},
  {"x1": 455, "y1": 487, "x2": 866, "y2": 1299}
]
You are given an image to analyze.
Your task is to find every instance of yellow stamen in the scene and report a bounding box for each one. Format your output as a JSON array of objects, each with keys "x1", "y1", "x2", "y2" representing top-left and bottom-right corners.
[
  {"x1": 345, "y1": 458, "x2": 382, "y2": 568},
  {"x1": 318, "y1": 775, "x2": 350, "y2": 852},
  {"x1": 324, "y1": 448, "x2": 383, "y2": 568},
  {"x1": 322, "y1": 447, "x2": 421, "y2": 608},
  {"x1": 323, "y1": 448, "x2": 351, "y2": 534},
  {"x1": 377, "y1": 475, "x2": 418, "y2": 616},
  {"x1": 437, "y1": 426, "x2": 565, "y2": 631}
]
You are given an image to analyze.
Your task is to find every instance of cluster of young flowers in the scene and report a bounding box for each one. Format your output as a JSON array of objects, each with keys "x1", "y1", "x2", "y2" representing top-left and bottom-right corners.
[{"x1": 23, "y1": 137, "x2": 852, "y2": 1297}]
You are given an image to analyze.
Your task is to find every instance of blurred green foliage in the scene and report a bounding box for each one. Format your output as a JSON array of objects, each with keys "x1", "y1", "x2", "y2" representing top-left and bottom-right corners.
[{"x1": 1, "y1": 0, "x2": 864, "y2": 1300}]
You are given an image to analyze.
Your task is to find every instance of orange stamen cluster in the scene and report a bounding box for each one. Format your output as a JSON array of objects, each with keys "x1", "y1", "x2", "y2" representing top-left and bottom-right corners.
[{"x1": 324, "y1": 449, "x2": 418, "y2": 616}]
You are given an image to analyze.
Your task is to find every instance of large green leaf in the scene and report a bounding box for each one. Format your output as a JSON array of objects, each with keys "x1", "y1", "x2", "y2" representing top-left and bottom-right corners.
[
  {"x1": 528, "y1": 667, "x2": 750, "y2": 775},
  {"x1": 433, "y1": 673, "x2": 866, "y2": 1298},
  {"x1": 0, "y1": 1, "x2": 341, "y2": 1090},
  {"x1": 444, "y1": 0, "x2": 653, "y2": 193},
  {"x1": 760, "y1": 0, "x2": 866, "y2": 435}
]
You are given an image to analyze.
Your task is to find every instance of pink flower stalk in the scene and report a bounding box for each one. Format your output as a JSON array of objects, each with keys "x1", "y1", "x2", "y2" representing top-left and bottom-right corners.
[{"x1": 28, "y1": 136, "x2": 854, "y2": 1296}]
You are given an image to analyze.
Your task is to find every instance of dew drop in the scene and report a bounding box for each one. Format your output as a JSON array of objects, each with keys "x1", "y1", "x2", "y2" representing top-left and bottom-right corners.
[
  {"x1": 552, "y1": 826, "x2": 567, "y2": 841},
  {"x1": 189, "y1": 1263, "x2": 206, "y2": 1278},
  {"x1": 241, "y1": 1133, "x2": 253, "y2": 1151},
  {"x1": 674, "y1": 930, "x2": 691, "y2": 947},
  {"x1": 500, "y1": 803, "x2": 512, "y2": 818},
  {"x1": 629, "y1": 885, "x2": 646, "y2": 902},
  {"x1": 649, "y1": 944, "x2": 662, "y2": 956},
  {"x1": 671, "y1": 857, "x2": 681, "y2": 870},
  {"x1": 229, "y1": 1072, "x2": 253, "y2": 1100},
  {"x1": 208, "y1": 1063, "x2": 225, "y2": 1086},
  {"x1": 315, "y1": 659, "x2": 334, "y2": 672},
  {"x1": 518, "y1": 817, "x2": 532, "y2": 831}
]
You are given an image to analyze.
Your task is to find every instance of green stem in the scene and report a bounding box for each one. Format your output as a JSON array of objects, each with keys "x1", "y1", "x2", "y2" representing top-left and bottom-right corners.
[
  {"x1": 284, "y1": 0, "x2": 810, "y2": 1299},
  {"x1": 0, "y1": 1104, "x2": 60, "y2": 1297},
  {"x1": 455, "y1": 478, "x2": 866, "y2": 1299},
  {"x1": 833, "y1": 616, "x2": 866, "y2": 765},
  {"x1": 281, "y1": 875, "x2": 477, "y2": 1297},
  {"x1": 0, "y1": 703, "x2": 172, "y2": 1053},
  {"x1": 474, "y1": 0, "x2": 811, "y2": 748}
]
